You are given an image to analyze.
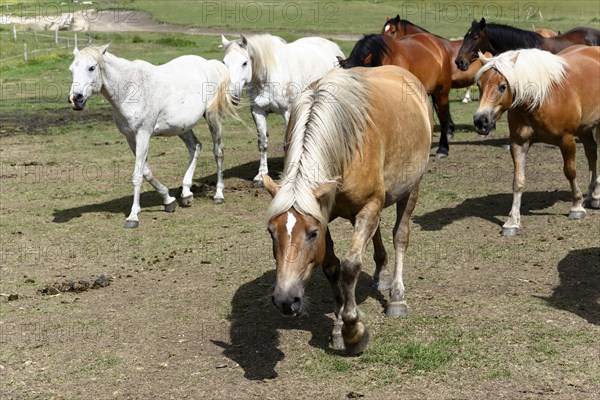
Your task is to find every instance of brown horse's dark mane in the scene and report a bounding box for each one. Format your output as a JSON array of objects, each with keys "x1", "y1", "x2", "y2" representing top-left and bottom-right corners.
[
  {"x1": 342, "y1": 34, "x2": 389, "y2": 68},
  {"x1": 481, "y1": 23, "x2": 544, "y2": 52}
]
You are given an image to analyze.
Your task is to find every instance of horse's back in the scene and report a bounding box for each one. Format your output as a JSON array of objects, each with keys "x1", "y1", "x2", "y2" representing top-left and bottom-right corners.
[
  {"x1": 344, "y1": 66, "x2": 432, "y2": 208},
  {"x1": 286, "y1": 37, "x2": 344, "y2": 84}
]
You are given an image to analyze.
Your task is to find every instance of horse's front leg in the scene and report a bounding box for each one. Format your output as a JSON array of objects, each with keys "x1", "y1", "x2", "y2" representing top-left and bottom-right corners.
[
  {"x1": 251, "y1": 106, "x2": 269, "y2": 187},
  {"x1": 179, "y1": 130, "x2": 201, "y2": 206},
  {"x1": 560, "y1": 135, "x2": 586, "y2": 219},
  {"x1": 502, "y1": 139, "x2": 530, "y2": 236},
  {"x1": 581, "y1": 129, "x2": 600, "y2": 209},
  {"x1": 124, "y1": 133, "x2": 176, "y2": 228},
  {"x1": 321, "y1": 229, "x2": 345, "y2": 351},
  {"x1": 206, "y1": 115, "x2": 225, "y2": 204},
  {"x1": 340, "y1": 202, "x2": 381, "y2": 355}
]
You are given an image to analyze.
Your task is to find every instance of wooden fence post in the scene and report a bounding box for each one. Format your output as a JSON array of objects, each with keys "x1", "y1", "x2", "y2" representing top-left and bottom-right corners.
[{"x1": 23, "y1": 43, "x2": 28, "y2": 62}]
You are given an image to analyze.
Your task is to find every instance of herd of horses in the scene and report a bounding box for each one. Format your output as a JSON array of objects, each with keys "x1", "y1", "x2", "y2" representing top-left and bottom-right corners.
[{"x1": 67, "y1": 16, "x2": 600, "y2": 355}]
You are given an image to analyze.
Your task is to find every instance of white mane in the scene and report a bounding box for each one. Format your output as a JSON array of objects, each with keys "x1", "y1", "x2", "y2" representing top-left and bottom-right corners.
[
  {"x1": 266, "y1": 69, "x2": 373, "y2": 225},
  {"x1": 475, "y1": 48, "x2": 567, "y2": 110},
  {"x1": 224, "y1": 34, "x2": 285, "y2": 83},
  {"x1": 77, "y1": 46, "x2": 106, "y2": 68}
]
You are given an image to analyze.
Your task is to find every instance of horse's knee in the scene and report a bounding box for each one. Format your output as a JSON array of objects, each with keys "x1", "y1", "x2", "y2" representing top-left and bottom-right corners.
[{"x1": 341, "y1": 257, "x2": 361, "y2": 285}]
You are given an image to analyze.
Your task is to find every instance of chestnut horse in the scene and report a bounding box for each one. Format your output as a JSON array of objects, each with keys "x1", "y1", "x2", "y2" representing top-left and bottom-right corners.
[
  {"x1": 381, "y1": 16, "x2": 490, "y2": 104},
  {"x1": 340, "y1": 34, "x2": 451, "y2": 158},
  {"x1": 473, "y1": 46, "x2": 600, "y2": 236},
  {"x1": 456, "y1": 18, "x2": 600, "y2": 71},
  {"x1": 264, "y1": 66, "x2": 432, "y2": 354}
]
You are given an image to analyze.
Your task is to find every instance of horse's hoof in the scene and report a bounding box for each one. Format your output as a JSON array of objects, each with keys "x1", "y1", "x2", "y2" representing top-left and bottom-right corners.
[
  {"x1": 591, "y1": 199, "x2": 600, "y2": 209},
  {"x1": 446, "y1": 132, "x2": 454, "y2": 141},
  {"x1": 435, "y1": 151, "x2": 448, "y2": 160},
  {"x1": 213, "y1": 197, "x2": 224, "y2": 205},
  {"x1": 331, "y1": 333, "x2": 345, "y2": 351},
  {"x1": 386, "y1": 301, "x2": 409, "y2": 318},
  {"x1": 462, "y1": 99, "x2": 469, "y2": 104},
  {"x1": 343, "y1": 322, "x2": 370, "y2": 356},
  {"x1": 568, "y1": 210, "x2": 586, "y2": 220},
  {"x1": 375, "y1": 279, "x2": 392, "y2": 291},
  {"x1": 501, "y1": 227, "x2": 519, "y2": 237},
  {"x1": 502, "y1": 144, "x2": 510, "y2": 152},
  {"x1": 124, "y1": 220, "x2": 139, "y2": 229},
  {"x1": 164, "y1": 201, "x2": 177, "y2": 213},
  {"x1": 181, "y1": 195, "x2": 193, "y2": 207},
  {"x1": 252, "y1": 179, "x2": 265, "y2": 188}
]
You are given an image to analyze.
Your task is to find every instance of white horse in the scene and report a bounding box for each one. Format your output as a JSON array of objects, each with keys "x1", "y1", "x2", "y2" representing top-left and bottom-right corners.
[
  {"x1": 68, "y1": 44, "x2": 235, "y2": 228},
  {"x1": 221, "y1": 34, "x2": 344, "y2": 186}
]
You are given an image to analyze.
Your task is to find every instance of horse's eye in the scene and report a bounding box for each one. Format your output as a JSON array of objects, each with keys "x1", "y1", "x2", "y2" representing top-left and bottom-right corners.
[
  {"x1": 499, "y1": 84, "x2": 507, "y2": 93},
  {"x1": 242, "y1": 61, "x2": 248, "y2": 67},
  {"x1": 88, "y1": 66, "x2": 96, "y2": 72},
  {"x1": 306, "y1": 229, "x2": 318, "y2": 242}
]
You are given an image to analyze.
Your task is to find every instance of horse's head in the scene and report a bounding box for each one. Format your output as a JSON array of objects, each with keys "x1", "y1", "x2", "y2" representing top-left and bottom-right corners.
[
  {"x1": 473, "y1": 54, "x2": 513, "y2": 135},
  {"x1": 456, "y1": 18, "x2": 489, "y2": 71},
  {"x1": 381, "y1": 15, "x2": 400, "y2": 37},
  {"x1": 68, "y1": 44, "x2": 108, "y2": 111},
  {"x1": 221, "y1": 35, "x2": 252, "y2": 100},
  {"x1": 264, "y1": 175, "x2": 336, "y2": 317}
]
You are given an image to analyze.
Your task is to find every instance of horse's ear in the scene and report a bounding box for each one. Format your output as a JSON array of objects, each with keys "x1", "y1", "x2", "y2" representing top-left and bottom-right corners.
[
  {"x1": 364, "y1": 53, "x2": 373, "y2": 66},
  {"x1": 386, "y1": 15, "x2": 391, "y2": 22},
  {"x1": 478, "y1": 51, "x2": 491, "y2": 64},
  {"x1": 314, "y1": 179, "x2": 339, "y2": 213},
  {"x1": 509, "y1": 51, "x2": 520, "y2": 65},
  {"x1": 99, "y1": 43, "x2": 110, "y2": 55},
  {"x1": 240, "y1": 34, "x2": 248, "y2": 48},
  {"x1": 263, "y1": 175, "x2": 279, "y2": 198},
  {"x1": 221, "y1": 35, "x2": 231, "y2": 47},
  {"x1": 336, "y1": 56, "x2": 345, "y2": 67},
  {"x1": 479, "y1": 18, "x2": 486, "y2": 29},
  {"x1": 73, "y1": 47, "x2": 79, "y2": 56},
  {"x1": 395, "y1": 14, "x2": 400, "y2": 20}
]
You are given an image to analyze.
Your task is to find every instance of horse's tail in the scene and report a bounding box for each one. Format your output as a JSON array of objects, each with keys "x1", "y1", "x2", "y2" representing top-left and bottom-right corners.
[{"x1": 206, "y1": 60, "x2": 239, "y2": 123}]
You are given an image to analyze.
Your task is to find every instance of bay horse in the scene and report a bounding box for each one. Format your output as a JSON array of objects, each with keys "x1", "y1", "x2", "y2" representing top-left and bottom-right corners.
[
  {"x1": 68, "y1": 45, "x2": 235, "y2": 228},
  {"x1": 535, "y1": 28, "x2": 558, "y2": 38},
  {"x1": 221, "y1": 34, "x2": 343, "y2": 187},
  {"x1": 341, "y1": 33, "x2": 451, "y2": 158},
  {"x1": 263, "y1": 66, "x2": 432, "y2": 354},
  {"x1": 456, "y1": 18, "x2": 600, "y2": 71},
  {"x1": 381, "y1": 16, "x2": 490, "y2": 104},
  {"x1": 473, "y1": 46, "x2": 600, "y2": 236}
]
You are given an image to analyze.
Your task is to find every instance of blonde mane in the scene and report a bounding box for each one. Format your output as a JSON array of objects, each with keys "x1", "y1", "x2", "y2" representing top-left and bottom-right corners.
[
  {"x1": 475, "y1": 48, "x2": 567, "y2": 110},
  {"x1": 265, "y1": 69, "x2": 373, "y2": 225}
]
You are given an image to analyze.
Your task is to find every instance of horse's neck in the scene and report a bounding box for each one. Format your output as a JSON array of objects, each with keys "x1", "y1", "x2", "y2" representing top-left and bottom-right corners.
[
  {"x1": 251, "y1": 38, "x2": 284, "y2": 86},
  {"x1": 539, "y1": 36, "x2": 568, "y2": 53},
  {"x1": 100, "y1": 53, "x2": 139, "y2": 107}
]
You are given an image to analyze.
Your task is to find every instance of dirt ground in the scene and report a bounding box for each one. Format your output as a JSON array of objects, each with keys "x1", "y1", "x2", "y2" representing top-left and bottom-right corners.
[{"x1": 1, "y1": 99, "x2": 598, "y2": 399}]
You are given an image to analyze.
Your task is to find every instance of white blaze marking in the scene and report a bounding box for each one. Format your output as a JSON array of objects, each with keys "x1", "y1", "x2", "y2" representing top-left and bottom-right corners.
[
  {"x1": 286, "y1": 212, "x2": 297, "y2": 244},
  {"x1": 384, "y1": 25, "x2": 390, "y2": 33}
]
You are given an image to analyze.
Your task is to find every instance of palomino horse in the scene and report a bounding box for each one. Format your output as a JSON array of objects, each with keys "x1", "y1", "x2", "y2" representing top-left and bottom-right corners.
[
  {"x1": 68, "y1": 45, "x2": 235, "y2": 228},
  {"x1": 473, "y1": 46, "x2": 600, "y2": 236},
  {"x1": 263, "y1": 66, "x2": 432, "y2": 354},
  {"x1": 456, "y1": 18, "x2": 600, "y2": 71},
  {"x1": 341, "y1": 34, "x2": 451, "y2": 158},
  {"x1": 381, "y1": 16, "x2": 490, "y2": 105},
  {"x1": 221, "y1": 34, "x2": 343, "y2": 187}
]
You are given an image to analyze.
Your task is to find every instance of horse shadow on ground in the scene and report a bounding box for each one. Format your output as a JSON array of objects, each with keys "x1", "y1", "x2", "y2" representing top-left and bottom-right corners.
[
  {"x1": 414, "y1": 190, "x2": 572, "y2": 231},
  {"x1": 541, "y1": 247, "x2": 600, "y2": 325},
  {"x1": 51, "y1": 158, "x2": 284, "y2": 223},
  {"x1": 212, "y1": 269, "x2": 385, "y2": 380}
]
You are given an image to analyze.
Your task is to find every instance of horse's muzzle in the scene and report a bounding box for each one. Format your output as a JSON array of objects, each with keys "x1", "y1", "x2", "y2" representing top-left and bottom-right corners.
[
  {"x1": 272, "y1": 293, "x2": 303, "y2": 317},
  {"x1": 455, "y1": 59, "x2": 469, "y2": 71},
  {"x1": 473, "y1": 111, "x2": 494, "y2": 135},
  {"x1": 68, "y1": 93, "x2": 86, "y2": 111}
]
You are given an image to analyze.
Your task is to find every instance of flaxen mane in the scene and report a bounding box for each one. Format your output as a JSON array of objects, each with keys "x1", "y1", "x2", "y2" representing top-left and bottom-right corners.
[{"x1": 265, "y1": 69, "x2": 373, "y2": 224}]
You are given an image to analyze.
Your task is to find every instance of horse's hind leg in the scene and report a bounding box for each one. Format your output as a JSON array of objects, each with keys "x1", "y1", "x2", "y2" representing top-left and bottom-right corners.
[
  {"x1": 321, "y1": 229, "x2": 345, "y2": 351},
  {"x1": 179, "y1": 130, "x2": 201, "y2": 207},
  {"x1": 206, "y1": 115, "x2": 225, "y2": 204},
  {"x1": 251, "y1": 107, "x2": 269, "y2": 187},
  {"x1": 124, "y1": 134, "x2": 176, "y2": 228},
  {"x1": 560, "y1": 135, "x2": 586, "y2": 219},
  {"x1": 372, "y1": 224, "x2": 391, "y2": 291},
  {"x1": 387, "y1": 181, "x2": 420, "y2": 318},
  {"x1": 432, "y1": 92, "x2": 450, "y2": 159},
  {"x1": 582, "y1": 128, "x2": 600, "y2": 208}
]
